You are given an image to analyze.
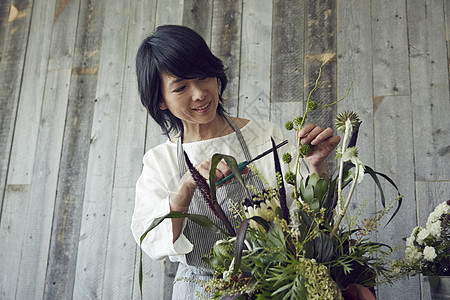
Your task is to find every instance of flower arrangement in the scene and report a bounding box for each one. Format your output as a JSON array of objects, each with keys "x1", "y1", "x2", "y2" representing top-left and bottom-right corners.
[
  {"x1": 139, "y1": 61, "x2": 404, "y2": 299},
  {"x1": 391, "y1": 200, "x2": 450, "y2": 281}
]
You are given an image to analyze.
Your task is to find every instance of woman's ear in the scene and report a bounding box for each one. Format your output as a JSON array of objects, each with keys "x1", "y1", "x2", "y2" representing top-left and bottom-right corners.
[{"x1": 159, "y1": 101, "x2": 168, "y2": 110}]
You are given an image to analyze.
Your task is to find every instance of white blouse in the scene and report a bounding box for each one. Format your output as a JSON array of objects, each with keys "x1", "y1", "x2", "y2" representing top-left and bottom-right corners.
[{"x1": 130, "y1": 119, "x2": 300, "y2": 263}]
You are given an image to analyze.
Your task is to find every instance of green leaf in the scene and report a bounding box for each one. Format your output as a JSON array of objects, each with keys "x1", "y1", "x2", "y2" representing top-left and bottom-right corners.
[
  {"x1": 139, "y1": 211, "x2": 229, "y2": 294},
  {"x1": 233, "y1": 219, "x2": 250, "y2": 275},
  {"x1": 210, "y1": 153, "x2": 246, "y2": 201}
]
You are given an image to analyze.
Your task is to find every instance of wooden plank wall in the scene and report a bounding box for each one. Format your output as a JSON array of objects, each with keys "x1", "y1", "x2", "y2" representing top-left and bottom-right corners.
[{"x1": 0, "y1": 0, "x2": 448, "y2": 299}]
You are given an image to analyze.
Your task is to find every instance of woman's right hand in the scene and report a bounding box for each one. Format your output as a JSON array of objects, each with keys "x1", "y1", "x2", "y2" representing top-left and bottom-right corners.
[{"x1": 168, "y1": 159, "x2": 234, "y2": 241}]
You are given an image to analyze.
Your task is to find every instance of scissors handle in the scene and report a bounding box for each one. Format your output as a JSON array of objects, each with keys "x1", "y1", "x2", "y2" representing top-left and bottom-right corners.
[{"x1": 215, "y1": 161, "x2": 247, "y2": 186}]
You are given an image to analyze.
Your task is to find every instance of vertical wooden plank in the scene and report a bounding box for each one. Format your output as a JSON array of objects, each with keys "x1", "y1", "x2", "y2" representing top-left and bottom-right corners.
[
  {"x1": 141, "y1": 2, "x2": 187, "y2": 299},
  {"x1": 0, "y1": 0, "x2": 32, "y2": 221},
  {"x1": 72, "y1": 0, "x2": 130, "y2": 298},
  {"x1": 372, "y1": 0, "x2": 410, "y2": 96},
  {"x1": 103, "y1": 1, "x2": 159, "y2": 299},
  {"x1": 238, "y1": 0, "x2": 272, "y2": 120},
  {"x1": 407, "y1": 0, "x2": 450, "y2": 181},
  {"x1": 271, "y1": 0, "x2": 304, "y2": 104},
  {"x1": 304, "y1": 0, "x2": 337, "y2": 174},
  {"x1": 336, "y1": 0, "x2": 377, "y2": 230},
  {"x1": 6, "y1": 0, "x2": 56, "y2": 185},
  {"x1": 0, "y1": 0, "x2": 57, "y2": 298},
  {"x1": 304, "y1": 0, "x2": 336, "y2": 129},
  {"x1": 155, "y1": 0, "x2": 183, "y2": 26},
  {"x1": 210, "y1": 0, "x2": 243, "y2": 116},
  {"x1": 269, "y1": 0, "x2": 305, "y2": 147},
  {"x1": 182, "y1": 0, "x2": 213, "y2": 43},
  {"x1": 374, "y1": 96, "x2": 420, "y2": 299},
  {"x1": 43, "y1": 0, "x2": 105, "y2": 299},
  {"x1": 15, "y1": 1, "x2": 80, "y2": 298}
]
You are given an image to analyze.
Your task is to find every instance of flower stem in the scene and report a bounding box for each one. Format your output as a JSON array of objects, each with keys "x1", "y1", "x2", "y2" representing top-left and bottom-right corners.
[
  {"x1": 293, "y1": 59, "x2": 326, "y2": 200},
  {"x1": 331, "y1": 160, "x2": 360, "y2": 238}
]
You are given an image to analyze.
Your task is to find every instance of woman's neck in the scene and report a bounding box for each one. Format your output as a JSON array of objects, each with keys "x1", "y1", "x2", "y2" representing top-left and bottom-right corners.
[{"x1": 181, "y1": 115, "x2": 232, "y2": 143}]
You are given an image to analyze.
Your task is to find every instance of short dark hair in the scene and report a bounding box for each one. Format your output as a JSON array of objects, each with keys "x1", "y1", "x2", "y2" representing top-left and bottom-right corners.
[{"x1": 136, "y1": 25, "x2": 228, "y2": 136}]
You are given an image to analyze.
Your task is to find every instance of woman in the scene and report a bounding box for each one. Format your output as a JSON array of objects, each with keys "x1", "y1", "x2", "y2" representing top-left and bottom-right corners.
[{"x1": 131, "y1": 25, "x2": 340, "y2": 299}]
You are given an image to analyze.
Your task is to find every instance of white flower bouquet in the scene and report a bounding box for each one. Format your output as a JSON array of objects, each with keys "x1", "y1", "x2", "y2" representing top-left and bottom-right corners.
[{"x1": 400, "y1": 200, "x2": 450, "y2": 277}]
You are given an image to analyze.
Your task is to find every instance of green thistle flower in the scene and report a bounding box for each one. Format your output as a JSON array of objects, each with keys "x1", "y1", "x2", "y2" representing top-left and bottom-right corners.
[
  {"x1": 282, "y1": 152, "x2": 292, "y2": 164},
  {"x1": 335, "y1": 110, "x2": 361, "y2": 134},
  {"x1": 300, "y1": 143, "x2": 312, "y2": 157},
  {"x1": 285, "y1": 121, "x2": 294, "y2": 130},
  {"x1": 307, "y1": 101, "x2": 318, "y2": 111},
  {"x1": 285, "y1": 171, "x2": 296, "y2": 185},
  {"x1": 294, "y1": 117, "x2": 303, "y2": 126}
]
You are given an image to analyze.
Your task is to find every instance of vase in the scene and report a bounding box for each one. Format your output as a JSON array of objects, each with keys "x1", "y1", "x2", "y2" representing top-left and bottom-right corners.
[{"x1": 428, "y1": 276, "x2": 450, "y2": 300}]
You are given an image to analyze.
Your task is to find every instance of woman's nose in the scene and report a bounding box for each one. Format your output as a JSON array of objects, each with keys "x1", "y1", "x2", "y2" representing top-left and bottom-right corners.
[{"x1": 190, "y1": 82, "x2": 206, "y2": 101}]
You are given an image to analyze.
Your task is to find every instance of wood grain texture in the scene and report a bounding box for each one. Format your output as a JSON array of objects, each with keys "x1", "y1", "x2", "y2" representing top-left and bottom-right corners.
[
  {"x1": 16, "y1": 1, "x2": 80, "y2": 297},
  {"x1": 336, "y1": 0, "x2": 377, "y2": 226},
  {"x1": 6, "y1": 0, "x2": 56, "y2": 185},
  {"x1": 372, "y1": 0, "x2": 410, "y2": 96},
  {"x1": 44, "y1": 0, "x2": 105, "y2": 298},
  {"x1": 238, "y1": 0, "x2": 272, "y2": 120},
  {"x1": 303, "y1": 0, "x2": 337, "y2": 131},
  {"x1": 0, "y1": 1, "x2": 447, "y2": 299},
  {"x1": 104, "y1": 1, "x2": 158, "y2": 299},
  {"x1": 374, "y1": 95, "x2": 420, "y2": 299},
  {"x1": 0, "y1": 0, "x2": 57, "y2": 298},
  {"x1": 72, "y1": 0, "x2": 131, "y2": 298},
  {"x1": 304, "y1": 0, "x2": 337, "y2": 175},
  {"x1": 182, "y1": 0, "x2": 212, "y2": 44},
  {"x1": 271, "y1": 0, "x2": 304, "y2": 104},
  {"x1": 0, "y1": 0, "x2": 33, "y2": 223},
  {"x1": 211, "y1": 0, "x2": 242, "y2": 116},
  {"x1": 407, "y1": 0, "x2": 450, "y2": 181}
]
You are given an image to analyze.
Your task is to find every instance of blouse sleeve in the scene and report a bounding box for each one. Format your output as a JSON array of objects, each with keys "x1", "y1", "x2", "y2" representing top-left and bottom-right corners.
[{"x1": 130, "y1": 150, "x2": 194, "y2": 263}]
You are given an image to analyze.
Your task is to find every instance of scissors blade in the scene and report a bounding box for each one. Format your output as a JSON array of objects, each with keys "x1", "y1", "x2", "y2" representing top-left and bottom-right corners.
[
  {"x1": 245, "y1": 139, "x2": 288, "y2": 165},
  {"x1": 215, "y1": 139, "x2": 288, "y2": 185}
]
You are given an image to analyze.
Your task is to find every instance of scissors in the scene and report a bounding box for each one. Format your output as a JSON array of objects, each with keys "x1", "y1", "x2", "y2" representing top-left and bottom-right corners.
[{"x1": 215, "y1": 140, "x2": 288, "y2": 186}]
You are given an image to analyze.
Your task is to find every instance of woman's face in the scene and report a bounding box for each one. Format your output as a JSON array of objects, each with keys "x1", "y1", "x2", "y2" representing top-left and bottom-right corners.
[{"x1": 159, "y1": 73, "x2": 220, "y2": 128}]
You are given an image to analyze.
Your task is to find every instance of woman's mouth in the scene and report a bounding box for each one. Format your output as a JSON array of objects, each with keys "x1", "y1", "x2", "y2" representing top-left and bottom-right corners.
[{"x1": 192, "y1": 102, "x2": 211, "y2": 111}]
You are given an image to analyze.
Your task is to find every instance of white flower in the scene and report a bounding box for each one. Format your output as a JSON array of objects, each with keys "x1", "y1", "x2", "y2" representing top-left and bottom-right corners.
[
  {"x1": 423, "y1": 246, "x2": 437, "y2": 262},
  {"x1": 426, "y1": 220, "x2": 441, "y2": 237},
  {"x1": 405, "y1": 246, "x2": 423, "y2": 263},
  {"x1": 339, "y1": 147, "x2": 365, "y2": 183},
  {"x1": 427, "y1": 201, "x2": 449, "y2": 224},
  {"x1": 416, "y1": 228, "x2": 430, "y2": 245},
  {"x1": 351, "y1": 156, "x2": 365, "y2": 183},
  {"x1": 405, "y1": 236, "x2": 414, "y2": 248},
  {"x1": 411, "y1": 226, "x2": 421, "y2": 237}
]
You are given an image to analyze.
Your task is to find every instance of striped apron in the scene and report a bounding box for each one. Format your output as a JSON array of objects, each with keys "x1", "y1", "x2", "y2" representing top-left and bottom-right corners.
[{"x1": 172, "y1": 115, "x2": 264, "y2": 299}]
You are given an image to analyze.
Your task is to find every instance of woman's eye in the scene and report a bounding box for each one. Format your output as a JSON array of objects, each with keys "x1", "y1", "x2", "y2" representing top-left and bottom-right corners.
[{"x1": 173, "y1": 86, "x2": 186, "y2": 93}]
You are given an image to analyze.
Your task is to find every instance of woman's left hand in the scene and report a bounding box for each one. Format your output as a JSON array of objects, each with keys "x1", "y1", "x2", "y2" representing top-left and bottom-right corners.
[{"x1": 297, "y1": 123, "x2": 341, "y2": 174}]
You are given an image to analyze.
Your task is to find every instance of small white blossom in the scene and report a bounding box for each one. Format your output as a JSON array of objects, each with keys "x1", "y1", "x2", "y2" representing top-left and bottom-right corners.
[
  {"x1": 416, "y1": 228, "x2": 430, "y2": 245},
  {"x1": 405, "y1": 246, "x2": 422, "y2": 263},
  {"x1": 423, "y1": 246, "x2": 437, "y2": 262},
  {"x1": 405, "y1": 236, "x2": 414, "y2": 248},
  {"x1": 427, "y1": 201, "x2": 449, "y2": 224},
  {"x1": 426, "y1": 220, "x2": 441, "y2": 237}
]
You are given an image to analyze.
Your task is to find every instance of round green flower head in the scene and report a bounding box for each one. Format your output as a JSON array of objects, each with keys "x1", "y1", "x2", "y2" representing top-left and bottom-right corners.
[
  {"x1": 335, "y1": 110, "x2": 361, "y2": 133},
  {"x1": 285, "y1": 171, "x2": 296, "y2": 185},
  {"x1": 307, "y1": 101, "x2": 318, "y2": 111},
  {"x1": 300, "y1": 143, "x2": 312, "y2": 157},
  {"x1": 282, "y1": 152, "x2": 292, "y2": 164},
  {"x1": 294, "y1": 117, "x2": 303, "y2": 126},
  {"x1": 285, "y1": 121, "x2": 294, "y2": 130}
]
